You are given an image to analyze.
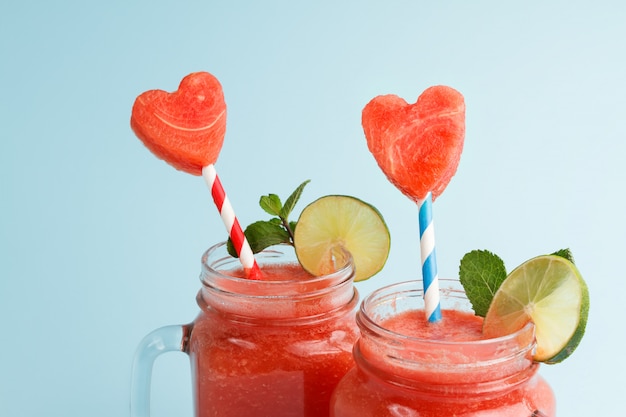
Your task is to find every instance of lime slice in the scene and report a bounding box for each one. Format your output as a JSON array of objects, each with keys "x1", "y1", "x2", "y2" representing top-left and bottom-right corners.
[
  {"x1": 293, "y1": 195, "x2": 390, "y2": 282},
  {"x1": 483, "y1": 255, "x2": 589, "y2": 363}
]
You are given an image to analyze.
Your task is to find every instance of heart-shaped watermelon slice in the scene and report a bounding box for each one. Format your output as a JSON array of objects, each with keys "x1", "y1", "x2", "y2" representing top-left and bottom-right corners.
[
  {"x1": 362, "y1": 85, "x2": 465, "y2": 202},
  {"x1": 131, "y1": 71, "x2": 226, "y2": 175}
]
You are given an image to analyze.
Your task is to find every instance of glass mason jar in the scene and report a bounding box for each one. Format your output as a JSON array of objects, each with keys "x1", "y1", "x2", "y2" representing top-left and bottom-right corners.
[
  {"x1": 131, "y1": 242, "x2": 360, "y2": 417},
  {"x1": 330, "y1": 279, "x2": 556, "y2": 417}
]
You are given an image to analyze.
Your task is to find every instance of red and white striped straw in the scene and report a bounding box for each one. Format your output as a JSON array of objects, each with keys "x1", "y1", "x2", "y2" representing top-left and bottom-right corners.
[{"x1": 202, "y1": 164, "x2": 262, "y2": 279}]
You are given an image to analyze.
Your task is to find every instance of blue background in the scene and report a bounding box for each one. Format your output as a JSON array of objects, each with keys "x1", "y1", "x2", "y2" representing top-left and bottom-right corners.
[{"x1": 2, "y1": 1, "x2": 624, "y2": 416}]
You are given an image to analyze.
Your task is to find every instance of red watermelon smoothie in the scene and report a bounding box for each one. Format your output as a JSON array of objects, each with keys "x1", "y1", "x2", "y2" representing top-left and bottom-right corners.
[
  {"x1": 330, "y1": 279, "x2": 555, "y2": 417},
  {"x1": 186, "y1": 242, "x2": 359, "y2": 417}
]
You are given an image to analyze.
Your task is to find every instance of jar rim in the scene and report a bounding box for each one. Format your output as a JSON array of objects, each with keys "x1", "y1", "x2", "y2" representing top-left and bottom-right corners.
[
  {"x1": 359, "y1": 279, "x2": 536, "y2": 349},
  {"x1": 197, "y1": 241, "x2": 358, "y2": 321},
  {"x1": 200, "y1": 241, "x2": 356, "y2": 298}
]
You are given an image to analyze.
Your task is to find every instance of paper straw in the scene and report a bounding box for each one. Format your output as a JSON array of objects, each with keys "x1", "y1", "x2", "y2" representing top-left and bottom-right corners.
[
  {"x1": 202, "y1": 164, "x2": 262, "y2": 279},
  {"x1": 418, "y1": 192, "x2": 442, "y2": 322}
]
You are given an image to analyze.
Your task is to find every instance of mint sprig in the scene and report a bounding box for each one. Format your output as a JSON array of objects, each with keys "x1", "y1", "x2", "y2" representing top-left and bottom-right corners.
[
  {"x1": 459, "y1": 250, "x2": 507, "y2": 317},
  {"x1": 227, "y1": 180, "x2": 310, "y2": 257},
  {"x1": 551, "y1": 248, "x2": 574, "y2": 263},
  {"x1": 459, "y1": 248, "x2": 574, "y2": 317}
]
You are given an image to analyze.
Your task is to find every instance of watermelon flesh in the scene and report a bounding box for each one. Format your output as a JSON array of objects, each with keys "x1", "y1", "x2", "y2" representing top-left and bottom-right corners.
[
  {"x1": 362, "y1": 85, "x2": 465, "y2": 202},
  {"x1": 131, "y1": 71, "x2": 226, "y2": 175}
]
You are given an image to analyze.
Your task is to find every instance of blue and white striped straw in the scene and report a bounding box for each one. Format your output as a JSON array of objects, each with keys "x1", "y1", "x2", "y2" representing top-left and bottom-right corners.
[{"x1": 418, "y1": 192, "x2": 442, "y2": 323}]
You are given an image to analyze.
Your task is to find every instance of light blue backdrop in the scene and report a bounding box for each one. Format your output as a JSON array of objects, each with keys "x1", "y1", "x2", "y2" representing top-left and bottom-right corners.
[{"x1": 2, "y1": 1, "x2": 624, "y2": 416}]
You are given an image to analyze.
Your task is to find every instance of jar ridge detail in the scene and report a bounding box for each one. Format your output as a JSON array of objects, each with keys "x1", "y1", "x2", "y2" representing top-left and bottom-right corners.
[{"x1": 330, "y1": 279, "x2": 556, "y2": 417}]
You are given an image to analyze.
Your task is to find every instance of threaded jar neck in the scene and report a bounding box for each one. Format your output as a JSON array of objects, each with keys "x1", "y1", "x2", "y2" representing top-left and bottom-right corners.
[
  {"x1": 197, "y1": 242, "x2": 358, "y2": 324},
  {"x1": 355, "y1": 279, "x2": 538, "y2": 398}
]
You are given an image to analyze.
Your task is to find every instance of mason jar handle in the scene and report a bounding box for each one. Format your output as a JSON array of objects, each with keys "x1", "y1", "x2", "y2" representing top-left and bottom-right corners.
[{"x1": 130, "y1": 324, "x2": 190, "y2": 417}]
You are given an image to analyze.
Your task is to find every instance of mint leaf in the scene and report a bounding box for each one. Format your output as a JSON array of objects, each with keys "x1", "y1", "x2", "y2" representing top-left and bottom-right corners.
[
  {"x1": 227, "y1": 220, "x2": 291, "y2": 257},
  {"x1": 552, "y1": 248, "x2": 574, "y2": 264},
  {"x1": 227, "y1": 180, "x2": 310, "y2": 257},
  {"x1": 281, "y1": 180, "x2": 310, "y2": 220},
  {"x1": 459, "y1": 250, "x2": 507, "y2": 317},
  {"x1": 244, "y1": 220, "x2": 291, "y2": 252},
  {"x1": 260, "y1": 194, "x2": 282, "y2": 216}
]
